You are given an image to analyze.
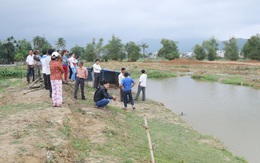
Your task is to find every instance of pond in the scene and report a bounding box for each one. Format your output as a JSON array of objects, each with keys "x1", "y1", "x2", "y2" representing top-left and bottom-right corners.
[{"x1": 134, "y1": 76, "x2": 260, "y2": 163}]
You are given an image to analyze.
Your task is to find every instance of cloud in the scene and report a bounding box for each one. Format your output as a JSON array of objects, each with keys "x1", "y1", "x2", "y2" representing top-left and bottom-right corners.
[{"x1": 0, "y1": 0, "x2": 259, "y2": 48}]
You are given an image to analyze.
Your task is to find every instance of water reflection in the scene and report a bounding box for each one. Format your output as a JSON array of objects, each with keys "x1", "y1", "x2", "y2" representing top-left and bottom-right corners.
[{"x1": 133, "y1": 76, "x2": 260, "y2": 163}]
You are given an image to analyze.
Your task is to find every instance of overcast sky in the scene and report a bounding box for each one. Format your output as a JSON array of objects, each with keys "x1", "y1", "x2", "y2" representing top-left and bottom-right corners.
[{"x1": 0, "y1": 0, "x2": 259, "y2": 48}]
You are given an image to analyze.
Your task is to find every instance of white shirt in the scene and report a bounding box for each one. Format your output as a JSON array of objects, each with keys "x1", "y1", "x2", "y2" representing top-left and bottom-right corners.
[
  {"x1": 69, "y1": 57, "x2": 76, "y2": 68},
  {"x1": 118, "y1": 73, "x2": 125, "y2": 86},
  {"x1": 41, "y1": 55, "x2": 47, "y2": 74},
  {"x1": 45, "y1": 55, "x2": 51, "y2": 75},
  {"x1": 139, "y1": 74, "x2": 147, "y2": 87},
  {"x1": 93, "y1": 63, "x2": 101, "y2": 73},
  {"x1": 26, "y1": 55, "x2": 34, "y2": 65}
]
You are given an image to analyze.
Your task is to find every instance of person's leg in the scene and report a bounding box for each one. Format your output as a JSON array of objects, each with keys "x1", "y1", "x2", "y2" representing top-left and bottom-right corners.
[
  {"x1": 63, "y1": 66, "x2": 68, "y2": 82},
  {"x1": 96, "y1": 99, "x2": 110, "y2": 107},
  {"x1": 120, "y1": 88, "x2": 123, "y2": 102},
  {"x1": 32, "y1": 67, "x2": 35, "y2": 81},
  {"x1": 69, "y1": 66, "x2": 72, "y2": 80},
  {"x1": 128, "y1": 90, "x2": 135, "y2": 108},
  {"x1": 38, "y1": 65, "x2": 41, "y2": 79},
  {"x1": 142, "y1": 87, "x2": 146, "y2": 101},
  {"x1": 74, "y1": 78, "x2": 80, "y2": 99},
  {"x1": 47, "y1": 75, "x2": 52, "y2": 97},
  {"x1": 80, "y1": 79, "x2": 85, "y2": 99},
  {"x1": 43, "y1": 73, "x2": 47, "y2": 89},
  {"x1": 51, "y1": 80, "x2": 56, "y2": 106},
  {"x1": 94, "y1": 73, "x2": 98, "y2": 89},
  {"x1": 56, "y1": 80, "x2": 62, "y2": 106},
  {"x1": 27, "y1": 67, "x2": 30, "y2": 83},
  {"x1": 135, "y1": 85, "x2": 141, "y2": 100},
  {"x1": 123, "y1": 91, "x2": 128, "y2": 108}
]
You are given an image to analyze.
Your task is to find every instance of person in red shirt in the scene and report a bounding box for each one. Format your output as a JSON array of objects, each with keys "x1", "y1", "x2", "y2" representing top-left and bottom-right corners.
[{"x1": 50, "y1": 52, "x2": 64, "y2": 107}]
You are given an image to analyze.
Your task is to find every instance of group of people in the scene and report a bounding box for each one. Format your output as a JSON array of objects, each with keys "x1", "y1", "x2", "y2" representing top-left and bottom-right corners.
[
  {"x1": 26, "y1": 49, "x2": 147, "y2": 109},
  {"x1": 93, "y1": 66, "x2": 147, "y2": 110}
]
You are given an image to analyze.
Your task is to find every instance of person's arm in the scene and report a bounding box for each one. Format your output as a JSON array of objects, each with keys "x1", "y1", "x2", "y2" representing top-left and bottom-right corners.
[
  {"x1": 101, "y1": 89, "x2": 113, "y2": 99},
  {"x1": 59, "y1": 63, "x2": 65, "y2": 74},
  {"x1": 132, "y1": 79, "x2": 136, "y2": 88}
]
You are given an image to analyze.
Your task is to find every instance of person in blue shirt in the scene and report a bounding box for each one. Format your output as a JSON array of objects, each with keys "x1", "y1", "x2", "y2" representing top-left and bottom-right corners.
[{"x1": 121, "y1": 72, "x2": 136, "y2": 110}]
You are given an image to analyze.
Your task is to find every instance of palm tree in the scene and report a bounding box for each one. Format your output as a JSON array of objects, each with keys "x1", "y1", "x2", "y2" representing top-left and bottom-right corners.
[
  {"x1": 140, "y1": 42, "x2": 149, "y2": 61},
  {"x1": 55, "y1": 37, "x2": 66, "y2": 50},
  {"x1": 33, "y1": 36, "x2": 42, "y2": 49}
]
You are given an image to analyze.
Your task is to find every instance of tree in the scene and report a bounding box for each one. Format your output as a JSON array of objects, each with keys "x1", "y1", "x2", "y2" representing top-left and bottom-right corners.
[
  {"x1": 15, "y1": 39, "x2": 32, "y2": 61},
  {"x1": 71, "y1": 45, "x2": 85, "y2": 57},
  {"x1": 33, "y1": 36, "x2": 52, "y2": 52},
  {"x1": 96, "y1": 38, "x2": 104, "y2": 58},
  {"x1": 193, "y1": 44, "x2": 206, "y2": 60},
  {"x1": 158, "y1": 39, "x2": 179, "y2": 60},
  {"x1": 55, "y1": 37, "x2": 66, "y2": 50},
  {"x1": 242, "y1": 34, "x2": 260, "y2": 60},
  {"x1": 125, "y1": 41, "x2": 141, "y2": 61},
  {"x1": 0, "y1": 36, "x2": 18, "y2": 64},
  {"x1": 202, "y1": 37, "x2": 219, "y2": 61},
  {"x1": 103, "y1": 35, "x2": 124, "y2": 61},
  {"x1": 84, "y1": 43, "x2": 96, "y2": 61},
  {"x1": 140, "y1": 42, "x2": 149, "y2": 58},
  {"x1": 223, "y1": 37, "x2": 239, "y2": 61}
]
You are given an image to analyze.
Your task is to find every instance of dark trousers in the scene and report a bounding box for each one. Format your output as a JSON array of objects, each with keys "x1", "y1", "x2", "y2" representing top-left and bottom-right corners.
[
  {"x1": 135, "y1": 85, "x2": 146, "y2": 101},
  {"x1": 120, "y1": 88, "x2": 124, "y2": 102},
  {"x1": 43, "y1": 73, "x2": 48, "y2": 90},
  {"x1": 27, "y1": 65, "x2": 34, "y2": 83},
  {"x1": 123, "y1": 90, "x2": 134, "y2": 108},
  {"x1": 94, "y1": 73, "x2": 100, "y2": 89},
  {"x1": 46, "y1": 74, "x2": 52, "y2": 98},
  {"x1": 69, "y1": 66, "x2": 72, "y2": 79},
  {"x1": 74, "y1": 78, "x2": 85, "y2": 99}
]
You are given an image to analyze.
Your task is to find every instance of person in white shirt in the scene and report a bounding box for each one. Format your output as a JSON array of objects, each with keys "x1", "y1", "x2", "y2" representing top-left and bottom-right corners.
[
  {"x1": 68, "y1": 53, "x2": 77, "y2": 81},
  {"x1": 26, "y1": 49, "x2": 35, "y2": 83},
  {"x1": 93, "y1": 59, "x2": 102, "y2": 89},
  {"x1": 135, "y1": 69, "x2": 147, "y2": 101},
  {"x1": 118, "y1": 67, "x2": 126, "y2": 102},
  {"x1": 45, "y1": 49, "x2": 54, "y2": 98},
  {"x1": 41, "y1": 49, "x2": 48, "y2": 89}
]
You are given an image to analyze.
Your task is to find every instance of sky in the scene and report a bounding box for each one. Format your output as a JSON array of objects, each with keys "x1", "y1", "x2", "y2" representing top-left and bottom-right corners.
[{"x1": 0, "y1": 0, "x2": 259, "y2": 50}]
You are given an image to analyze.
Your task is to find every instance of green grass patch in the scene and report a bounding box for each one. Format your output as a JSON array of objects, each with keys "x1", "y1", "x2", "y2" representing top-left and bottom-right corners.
[
  {"x1": 191, "y1": 74, "x2": 220, "y2": 81},
  {"x1": 87, "y1": 106, "x2": 246, "y2": 163},
  {"x1": 222, "y1": 77, "x2": 250, "y2": 86},
  {"x1": 0, "y1": 103, "x2": 48, "y2": 116},
  {"x1": 147, "y1": 70, "x2": 177, "y2": 79},
  {"x1": 0, "y1": 67, "x2": 26, "y2": 79},
  {"x1": 0, "y1": 78, "x2": 25, "y2": 92}
]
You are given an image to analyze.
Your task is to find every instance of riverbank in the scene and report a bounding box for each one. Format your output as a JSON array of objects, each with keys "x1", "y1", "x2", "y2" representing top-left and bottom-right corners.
[{"x1": 0, "y1": 75, "x2": 247, "y2": 162}]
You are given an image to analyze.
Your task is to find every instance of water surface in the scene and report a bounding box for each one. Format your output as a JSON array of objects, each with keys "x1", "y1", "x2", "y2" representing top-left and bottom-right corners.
[{"x1": 134, "y1": 76, "x2": 260, "y2": 163}]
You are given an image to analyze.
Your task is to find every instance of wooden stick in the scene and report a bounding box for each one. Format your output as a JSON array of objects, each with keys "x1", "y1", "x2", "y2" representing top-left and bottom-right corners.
[
  {"x1": 28, "y1": 77, "x2": 40, "y2": 88},
  {"x1": 144, "y1": 115, "x2": 155, "y2": 163}
]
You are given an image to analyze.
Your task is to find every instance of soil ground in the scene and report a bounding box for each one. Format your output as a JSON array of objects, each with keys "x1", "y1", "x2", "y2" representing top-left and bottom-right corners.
[{"x1": 1, "y1": 59, "x2": 257, "y2": 162}]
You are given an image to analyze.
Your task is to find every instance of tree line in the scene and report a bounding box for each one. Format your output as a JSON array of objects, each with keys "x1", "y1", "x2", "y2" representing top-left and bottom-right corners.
[{"x1": 0, "y1": 34, "x2": 260, "y2": 64}]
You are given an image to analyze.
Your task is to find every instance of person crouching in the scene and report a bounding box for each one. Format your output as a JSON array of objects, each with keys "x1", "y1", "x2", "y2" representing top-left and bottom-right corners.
[{"x1": 94, "y1": 80, "x2": 116, "y2": 110}]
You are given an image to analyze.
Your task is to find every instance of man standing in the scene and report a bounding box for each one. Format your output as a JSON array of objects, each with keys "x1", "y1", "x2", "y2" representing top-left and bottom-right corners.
[
  {"x1": 118, "y1": 67, "x2": 126, "y2": 102},
  {"x1": 33, "y1": 50, "x2": 41, "y2": 79},
  {"x1": 45, "y1": 49, "x2": 54, "y2": 97},
  {"x1": 94, "y1": 80, "x2": 116, "y2": 110},
  {"x1": 93, "y1": 59, "x2": 101, "y2": 89},
  {"x1": 41, "y1": 49, "x2": 48, "y2": 89},
  {"x1": 26, "y1": 49, "x2": 34, "y2": 83},
  {"x1": 121, "y1": 72, "x2": 136, "y2": 110},
  {"x1": 135, "y1": 69, "x2": 147, "y2": 101},
  {"x1": 62, "y1": 50, "x2": 69, "y2": 82},
  {"x1": 74, "y1": 61, "x2": 88, "y2": 100}
]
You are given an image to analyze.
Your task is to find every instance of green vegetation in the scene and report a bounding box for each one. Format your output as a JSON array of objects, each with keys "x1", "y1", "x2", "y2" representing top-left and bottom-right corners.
[
  {"x1": 191, "y1": 74, "x2": 220, "y2": 81},
  {"x1": 147, "y1": 70, "x2": 176, "y2": 78},
  {"x1": 0, "y1": 67, "x2": 26, "y2": 79},
  {"x1": 242, "y1": 34, "x2": 260, "y2": 60},
  {"x1": 0, "y1": 78, "x2": 25, "y2": 92},
  {"x1": 71, "y1": 105, "x2": 246, "y2": 163},
  {"x1": 223, "y1": 37, "x2": 239, "y2": 61},
  {"x1": 158, "y1": 39, "x2": 179, "y2": 60},
  {"x1": 222, "y1": 77, "x2": 250, "y2": 86}
]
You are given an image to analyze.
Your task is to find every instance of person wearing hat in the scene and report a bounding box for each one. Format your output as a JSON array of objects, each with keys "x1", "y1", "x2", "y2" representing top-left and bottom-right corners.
[
  {"x1": 93, "y1": 59, "x2": 101, "y2": 89},
  {"x1": 135, "y1": 69, "x2": 147, "y2": 101},
  {"x1": 50, "y1": 51, "x2": 64, "y2": 107},
  {"x1": 94, "y1": 80, "x2": 116, "y2": 110},
  {"x1": 121, "y1": 72, "x2": 136, "y2": 110}
]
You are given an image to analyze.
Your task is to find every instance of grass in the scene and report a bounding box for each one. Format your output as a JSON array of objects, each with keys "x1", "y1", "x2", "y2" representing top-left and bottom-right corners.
[
  {"x1": 191, "y1": 74, "x2": 220, "y2": 81},
  {"x1": 147, "y1": 70, "x2": 177, "y2": 79},
  {"x1": 222, "y1": 76, "x2": 250, "y2": 86},
  {"x1": 76, "y1": 105, "x2": 247, "y2": 163},
  {"x1": 0, "y1": 103, "x2": 48, "y2": 117},
  {"x1": 0, "y1": 78, "x2": 25, "y2": 92}
]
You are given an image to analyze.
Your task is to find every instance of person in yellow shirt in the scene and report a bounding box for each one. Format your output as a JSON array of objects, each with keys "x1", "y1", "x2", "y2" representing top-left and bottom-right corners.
[{"x1": 74, "y1": 61, "x2": 88, "y2": 100}]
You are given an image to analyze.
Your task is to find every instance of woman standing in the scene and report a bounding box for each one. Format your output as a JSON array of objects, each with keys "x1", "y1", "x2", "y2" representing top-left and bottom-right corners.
[
  {"x1": 50, "y1": 52, "x2": 64, "y2": 107},
  {"x1": 61, "y1": 50, "x2": 69, "y2": 82}
]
